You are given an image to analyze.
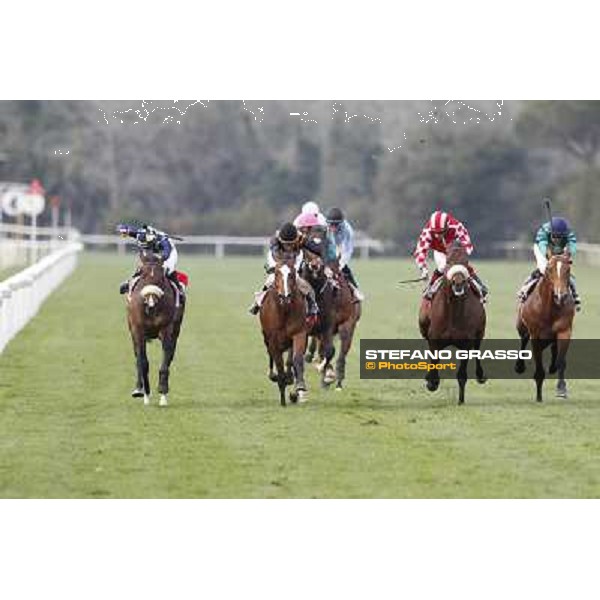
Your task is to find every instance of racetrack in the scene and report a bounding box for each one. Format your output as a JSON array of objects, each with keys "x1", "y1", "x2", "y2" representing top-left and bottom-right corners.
[{"x1": 1, "y1": 252, "x2": 599, "y2": 498}]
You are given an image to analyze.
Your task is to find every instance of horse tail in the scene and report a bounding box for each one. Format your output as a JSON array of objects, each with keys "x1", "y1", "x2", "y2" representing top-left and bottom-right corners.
[{"x1": 140, "y1": 284, "x2": 165, "y2": 308}]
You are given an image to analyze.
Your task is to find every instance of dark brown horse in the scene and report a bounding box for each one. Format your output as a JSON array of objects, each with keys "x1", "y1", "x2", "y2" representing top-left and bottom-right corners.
[
  {"x1": 302, "y1": 250, "x2": 361, "y2": 391},
  {"x1": 126, "y1": 250, "x2": 185, "y2": 407},
  {"x1": 515, "y1": 252, "x2": 575, "y2": 401},
  {"x1": 259, "y1": 257, "x2": 309, "y2": 406},
  {"x1": 418, "y1": 245, "x2": 487, "y2": 404}
]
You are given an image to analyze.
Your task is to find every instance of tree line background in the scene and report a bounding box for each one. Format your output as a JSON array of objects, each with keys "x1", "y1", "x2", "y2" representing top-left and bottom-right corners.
[{"x1": 0, "y1": 100, "x2": 598, "y2": 256}]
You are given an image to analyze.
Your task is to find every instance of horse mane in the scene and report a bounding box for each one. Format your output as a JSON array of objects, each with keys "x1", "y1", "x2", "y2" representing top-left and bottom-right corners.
[{"x1": 446, "y1": 244, "x2": 469, "y2": 267}]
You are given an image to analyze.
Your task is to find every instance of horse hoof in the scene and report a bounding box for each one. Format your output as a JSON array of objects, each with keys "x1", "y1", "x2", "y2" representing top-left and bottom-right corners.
[
  {"x1": 159, "y1": 394, "x2": 168, "y2": 407},
  {"x1": 131, "y1": 388, "x2": 144, "y2": 398},
  {"x1": 268, "y1": 373, "x2": 278, "y2": 382},
  {"x1": 297, "y1": 390, "x2": 309, "y2": 403},
  {"x1": 143, "y1": 394, "x2": 151, "y2": 406},
  {"x1": 335, "y1": 386, "x2": 343, "y2": 392},
  {"x1": 289, "y1": 390, "x2": 298, "y2": 403},
  {"x1": 305, "y1": 354, "x2": 314, "y2": 363},
  {"x1": 426, "y1": 381, "x2": 439, "y2": 392},
  {"x1": 476, "y1": 376, "x2": 487, "y2": 385},
  {"x1": 556, "y1": 383, "x2": 568, "y2": 399},
  {"x1": 515, "y1": 361, "x2": 525, "y2": 374}
]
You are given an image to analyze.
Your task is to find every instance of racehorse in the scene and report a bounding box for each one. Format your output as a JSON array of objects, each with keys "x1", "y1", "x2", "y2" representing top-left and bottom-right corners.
[
  {"x1": 515, "y1": 252, "x2": 575, "y2": 401},
  {"x1": 418, "y1": 244, "x2": 487, "y2": 404},
  {"x1": 126, "y1": 249, "x2": 185, "y2": 406},
  {"x1": 259, "y1": 256, "x2": 309, "y2": 406},
  {"x1": 301, "y1": 249, "x2": 361, "y2": 391}
]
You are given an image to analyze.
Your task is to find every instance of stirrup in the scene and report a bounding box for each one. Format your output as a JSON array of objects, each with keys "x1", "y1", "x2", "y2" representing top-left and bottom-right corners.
[{"x1": 248, "y1": 303, "x2": 260, "y2": 315}]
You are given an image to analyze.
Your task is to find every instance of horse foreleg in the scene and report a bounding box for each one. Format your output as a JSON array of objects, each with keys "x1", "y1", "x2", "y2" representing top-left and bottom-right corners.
[
  {"x1": 531, "y1": 339, "x2": 545, "y2": 402},
  {"x1": 270, "y1": 347, "x2": 287, "y2": 407},
  {"x1": 515, "y1": 326, "x2": 530, "y2": 374},
  {"x1": 305, "y1": 335, "x2": 317, "y2": 363},
  {"x1": 285, "y1": 348, "x2": 294, "y2": 385},
  {"x1": 549, "y1": 341, "x2": 558, "y2": 374},
  {"x1": 555, "y1": 330, "x2": 571, "y2": 399},
  {"x1": 158, "y1": 334, "x2": 176, "y2": 407},
  {"x1": 457, "y1": 358, "x2": 468, "y2": 405},
  {"x1": 474, "y1": 338, "x2": 487, "y2": 384},
  {"x1": 320, "y1": 328, "x2": 336, "y2": 389},
  {"x1": 292, "y1": 333, "x2": 308, "y2": 402},
  {"x1": 335, "y1": 322, "x2": 355, "y2": 391},
  {"x1": 134, "y1": 336, "x2": 150, "y2": 405}
]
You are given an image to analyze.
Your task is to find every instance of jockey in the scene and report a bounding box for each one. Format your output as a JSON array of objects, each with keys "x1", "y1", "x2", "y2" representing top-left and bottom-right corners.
[
  {"x1": 517, "y1": 217, "x2": 581, "y2": 310},
  {"x1": 293, "y1": 201, "x2": 328, "y2": 229},
  {"x1": 248, "y1": 222, "x2": 322, "y2": 322},
  {"x1": 117, "y1": 223, "x2": 186, "y2": 299},
  {"x1": 414, "y1": 210, "x2": 488, "y2": 301},
  {"x1": 325, "y1": 207, "x2": 365, "y2": 302}
]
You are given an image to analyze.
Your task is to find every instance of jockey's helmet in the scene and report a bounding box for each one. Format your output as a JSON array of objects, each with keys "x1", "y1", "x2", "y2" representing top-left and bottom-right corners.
[
  {"x1": 302, "y1": 201, "x2": 320, "y2": 215},
  {"x1": 278, "y1": 222, "x2": 300, "y2": 244},
  {"x1": 296, "y1": 212, "x2": 320, "y2": 229},
  {"x1": 429, "y1": 210, "x2": 449, "y2": 234},
  {"x1": 326, "y1": 207, "x2": 344, "y2": 224},
  {"x1": 550, "y1": 217, "x2": 570, "y2": 238}
]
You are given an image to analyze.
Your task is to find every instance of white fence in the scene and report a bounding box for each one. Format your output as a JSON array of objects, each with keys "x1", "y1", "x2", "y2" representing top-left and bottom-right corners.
[
  {"x1": 493, "y1": 241, "x2": 600, "y2": 265},
  {"x1": 0, "y1": 241, "x2": 83, "y2": 353},
  {"x1": 0, "y1": 223, "x2": 81, "y2": 269},
  {"x1": 80, "y1": 233, "x2": 387, "y2": 259}
]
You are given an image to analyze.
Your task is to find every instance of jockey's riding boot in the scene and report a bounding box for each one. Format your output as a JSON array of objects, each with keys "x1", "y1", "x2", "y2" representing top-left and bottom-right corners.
[
  {"x1": 424, "y1": 270, "x2": 443, "y2": 299},
  {"x1": 518, "y1": 269, "x2": 541, "y2": 302},
  {"x1": 119, "y1": 281, "x2": 129, "y2": 295},
  {"x1": 350, "y1": 283, "x2": 365, "y2": 302},
  {"x1": 569, "y1": 277, "x2": 582, "y2": 312},
  {"x1": 248, "y1": 285, "x2": 268, "y2": 315},
  {"x1": 472, "y1": 274, "x2": 489, "y2": 302}
]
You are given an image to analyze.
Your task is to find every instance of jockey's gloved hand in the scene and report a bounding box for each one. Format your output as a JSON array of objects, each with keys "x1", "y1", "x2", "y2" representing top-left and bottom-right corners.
[
  {"x1": 419, "y1": 266, "x2": 429, "y2": 280},
  {"x1": 324, "y1": 266, "x2": 334, "y2": 279}
]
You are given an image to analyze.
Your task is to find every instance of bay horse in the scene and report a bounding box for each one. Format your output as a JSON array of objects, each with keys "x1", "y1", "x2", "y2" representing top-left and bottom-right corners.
[
  {"x1": 126, "y1": 249, "x2": 185, "y2": 406},
  {"x1": 418, "y1": 245, "x2": 487, "y2": 404},
  {"x1": 515, "y1": 252, "x2": 575, "y2": 401},
  {"x1": 302, "y1": 250, "x2": 361, "y2": 391},
  {"x1": 259, "y1": 256, "x2": 309, "y2": 406}
]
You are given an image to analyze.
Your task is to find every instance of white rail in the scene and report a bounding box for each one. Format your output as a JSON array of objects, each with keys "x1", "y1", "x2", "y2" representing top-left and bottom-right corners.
[
  {"x1": 80, "y1": 233, "x2": 387, "y2": 259},
  {"x1": 0, "y1": 242, "x2": 83, "y2": 353}
]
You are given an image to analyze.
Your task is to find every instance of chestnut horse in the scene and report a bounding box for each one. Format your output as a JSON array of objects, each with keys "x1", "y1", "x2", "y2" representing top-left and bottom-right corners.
[
  {"x1": 301, "y1": 250, "x2": 361, "y2": 390},
  {"x1": 515, "y1": 252, "x2": 575, "y2": 401},
  {"x1": 126, "y1": 250, "x2": 185, "y2": 406},
  {"x1": 418, "y1": 245, "x2": 487, "y2": 404},
  {"x1": 259, "y1": 257, "x2": 309, "y2": 406}
]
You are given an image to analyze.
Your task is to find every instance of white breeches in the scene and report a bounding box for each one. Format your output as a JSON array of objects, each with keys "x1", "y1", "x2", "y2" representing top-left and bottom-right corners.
[
  {"x1": 163, "y1": 246, "x2": 178, "y2": 274},
  {"x1": 533, "y1": 244, "x2": 547, "y2": 273},
  {"x1": 433, "y1": 250, "x2": 447, "y2": 271}
]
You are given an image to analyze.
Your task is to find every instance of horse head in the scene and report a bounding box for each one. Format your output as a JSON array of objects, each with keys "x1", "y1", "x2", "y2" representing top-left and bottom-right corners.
[
  {"x1": 445, "y1": 264, "x2": 470, "y2": 297},
  {"x1": 303, "y1": 248, "x2": 323, "y2": 277},
  {"x1": 137, "y1": 250, "x2": 168, "y2": 309},
  {"x1": 274, "y1": 257, "x2": 297, "y2": 305},
  {"x1": 444, "y1": 244, "x2": 470, "y2": 298},
  {"x1": 545, "y1": 252, "x2": 572, "y2": 306}
]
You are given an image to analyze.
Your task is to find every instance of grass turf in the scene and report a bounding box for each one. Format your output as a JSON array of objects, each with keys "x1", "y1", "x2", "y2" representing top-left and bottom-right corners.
[{"x1": 0, "y1": 252, "x2": 599, "y2": 498}]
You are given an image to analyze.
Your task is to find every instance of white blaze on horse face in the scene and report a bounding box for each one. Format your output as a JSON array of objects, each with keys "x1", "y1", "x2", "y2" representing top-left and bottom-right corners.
[{"x1": 280, "y1": 264, "x2": 291, "y2": 297}]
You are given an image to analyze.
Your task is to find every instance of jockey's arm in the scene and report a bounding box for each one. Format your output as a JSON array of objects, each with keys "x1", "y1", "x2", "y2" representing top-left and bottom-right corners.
[
  {"x1": 455, "y1": 222, "x2": 474, "y2": 255},
  {"x1": 339, "y1": 223, "x2": 354, "y2": 268},
  {"x1": 157, "y1": 237, "x2": 173, "y2": 261},
  {"x1": 413, "y1": 228, "x2": 431, "y2": 274},
  {"x1": 534, "y1": 224, "x2": 550, "y2": 257},
  {"x1": 566, "y1": 230, "x2": 577, "y2": 257}
]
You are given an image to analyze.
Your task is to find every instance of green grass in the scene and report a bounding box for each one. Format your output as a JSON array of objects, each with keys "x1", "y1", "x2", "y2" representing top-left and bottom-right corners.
[{"x1": 1, "y1": 252, "x2": 599, "y2": 498}]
